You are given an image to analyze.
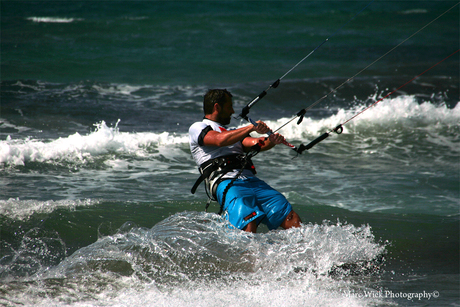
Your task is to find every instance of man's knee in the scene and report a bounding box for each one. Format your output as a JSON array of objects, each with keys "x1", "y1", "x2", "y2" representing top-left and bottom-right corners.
[
  {"x1": 243, "y1": 221, "x2": 258, "y2": 233},
  {"x1": 281, "y1": 210, "x2": 302, "y2": 229}
]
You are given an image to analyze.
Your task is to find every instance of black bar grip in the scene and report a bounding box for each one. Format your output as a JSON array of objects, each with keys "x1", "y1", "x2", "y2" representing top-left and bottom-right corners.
[
  {"x1": 247, "y1": 91, "x2": 266, "y2": 109},
  {"x1": 296, "y1": 132, "x2": 330, "y2": 154},
  {"x1": 240, "y1": 91, "x2": 267, "y2": 120}
]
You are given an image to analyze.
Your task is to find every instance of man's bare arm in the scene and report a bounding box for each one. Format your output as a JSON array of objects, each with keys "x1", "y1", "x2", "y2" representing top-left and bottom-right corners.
[{"x1": 202, "y1": 121, "x2": 271, "y2": 147}]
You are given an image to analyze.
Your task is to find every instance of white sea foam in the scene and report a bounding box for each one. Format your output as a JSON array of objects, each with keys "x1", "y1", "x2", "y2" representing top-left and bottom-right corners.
[
  {"x1": 0, "y1": 119, "x2": 32, "y2": 134},
  {"x1": 27, "y1": 17, "x2": 83, "y2": 23},
  {"x1": 0, "y1": 198, "x2": 99, "y2": 220},
  {"x1": 399, "y1": 9, "x2": 428, "y2": 14},
  {"x1": 0, "y1": 121, "x2": 189, "y2": 166},
  {"x1": 266, "y1": 96, "x2": 459, "y2": 144},
  {"x1": 92, "y1": 84, "x2": 145, "y2": 97}
]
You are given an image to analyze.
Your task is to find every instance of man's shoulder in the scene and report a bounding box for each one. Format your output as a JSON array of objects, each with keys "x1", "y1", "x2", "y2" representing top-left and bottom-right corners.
[
  {"x1": 189, "y1": 119, "x2": 225, "y2": 132},
  {"x1": 189, "y1": 120, "x2": 213, "y2": 144},
  {"x1": 189, "y1": 120, "x2": 208, "y2": 131}
]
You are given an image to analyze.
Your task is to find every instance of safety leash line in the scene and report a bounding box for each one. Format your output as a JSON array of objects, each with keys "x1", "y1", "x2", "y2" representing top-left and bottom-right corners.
[
  {"x1": 274, "y1": 1, "x2": 460, "y2": 133},
  {"x1": 238, "y1": 0, "x2": 375, "y2": 121},
  {"x1": 294, "y1": 49, "x2": 460, "y2": 154},
  {"x1": 278, "y1": 0, "x2": 375, "y2": 81},
  {"x1": 341, "y1": 49, "x2": 460, "y2": 127}
]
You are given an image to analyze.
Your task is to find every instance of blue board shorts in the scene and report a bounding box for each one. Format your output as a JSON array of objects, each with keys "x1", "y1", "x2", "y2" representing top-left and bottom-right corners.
[{"x1": 216, "y1": 177, "x2": 292, "y2": 230}]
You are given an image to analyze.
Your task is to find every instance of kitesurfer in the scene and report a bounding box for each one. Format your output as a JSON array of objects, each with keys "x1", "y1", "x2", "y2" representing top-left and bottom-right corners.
[{"x1": 189, "y1": 89, "x2": 302, "y2": 233}]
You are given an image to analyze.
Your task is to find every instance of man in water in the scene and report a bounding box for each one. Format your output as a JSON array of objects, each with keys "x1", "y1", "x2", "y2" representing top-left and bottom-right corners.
[{"x1": 189, "y1": 89, "x2": 302, "y2": 233}]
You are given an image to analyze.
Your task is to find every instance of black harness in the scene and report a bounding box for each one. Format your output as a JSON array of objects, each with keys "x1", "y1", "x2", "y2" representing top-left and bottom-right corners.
[
  {"x1": 191, "y1": 154, "x2": 256, "y2": 196},
  {"x1": 191, "y1": 153, "x2": 257, "y2": 212}
]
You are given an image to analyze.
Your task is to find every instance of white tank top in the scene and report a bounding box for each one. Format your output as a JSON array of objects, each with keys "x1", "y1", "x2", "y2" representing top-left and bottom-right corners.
[{"x1": 189, "y1": 119, "x2": 254, "y2": 179}]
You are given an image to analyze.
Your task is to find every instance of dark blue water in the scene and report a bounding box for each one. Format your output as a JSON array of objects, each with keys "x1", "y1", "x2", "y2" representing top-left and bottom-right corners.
[
  {"x1": 1, "y1": 1, "x2": 459, "y2": 306},
  {"x1": 2, "y1": 1, "x2": 458, "y2": 84}
]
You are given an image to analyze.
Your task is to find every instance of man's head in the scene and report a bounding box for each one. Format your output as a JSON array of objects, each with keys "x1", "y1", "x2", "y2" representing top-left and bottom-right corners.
[{"x1": 203, "y1": 89, "x2": 234, "y2": 125}]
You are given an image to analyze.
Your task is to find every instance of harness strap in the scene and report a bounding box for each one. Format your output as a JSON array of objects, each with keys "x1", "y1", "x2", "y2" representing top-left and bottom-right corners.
[
  {"x1": 190, "y1": 154, "x2": 256, "y2": 195},
  {"x1": 217, "y1": 144, "x2": 262, "y2": 214},
  {"x1": 190, "y1": 159, "x2": 219, "y2": 194}
]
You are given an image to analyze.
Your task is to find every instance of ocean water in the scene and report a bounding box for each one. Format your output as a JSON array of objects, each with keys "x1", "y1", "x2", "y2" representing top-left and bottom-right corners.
[{"x1": 1, "y1": 1, "x2": 459, "y2": 306}]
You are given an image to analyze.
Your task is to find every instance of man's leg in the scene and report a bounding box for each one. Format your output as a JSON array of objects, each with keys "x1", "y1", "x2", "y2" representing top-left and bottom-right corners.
[
  {"x1": 280, "y1": 210, "x2": 302, "y2": 229},
  {"x1": 243, "y1": 220, "x2": 258, "y2": 233},
  {"x1": 217, "y1": 179, "x2": 265, "y2": 232},
  {"x1": 249, "y1": 177, "x2": 301, "y2": 230}
]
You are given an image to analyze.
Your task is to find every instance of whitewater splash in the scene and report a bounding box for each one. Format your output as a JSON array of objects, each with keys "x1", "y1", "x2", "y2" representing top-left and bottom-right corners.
[
  {"x1": 0, "y1": 120, "x2": 188, "y2": 167},
  {"x1": 272, "y1": 96, "x2": 460, "y2": 139},
  {"x1": 1, "y1": 96, "x2": 458, "y2": 168},
  {"x1": 2, "y1": 211, "x2": 386, "y2": 307}
]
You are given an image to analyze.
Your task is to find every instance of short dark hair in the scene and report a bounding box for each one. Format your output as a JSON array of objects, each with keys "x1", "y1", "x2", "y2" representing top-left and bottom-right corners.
[{"x1": 203, "y1": 89, "x2": 233, "y2": 115}]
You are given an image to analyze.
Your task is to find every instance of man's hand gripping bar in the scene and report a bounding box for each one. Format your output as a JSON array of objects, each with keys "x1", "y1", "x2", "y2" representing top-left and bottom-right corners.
[{"x1": 248, "y1": 117, "x2": 296, "y2": 149}]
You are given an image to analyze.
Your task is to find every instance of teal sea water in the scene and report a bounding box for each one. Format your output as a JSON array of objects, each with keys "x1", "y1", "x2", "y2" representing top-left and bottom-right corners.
[{"x1": 1, "y1": 1, "x2": 459, "y2": 306}]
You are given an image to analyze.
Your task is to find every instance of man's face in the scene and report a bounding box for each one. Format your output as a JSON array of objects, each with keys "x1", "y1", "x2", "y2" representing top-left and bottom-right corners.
[{"x1": 217, "y1": 95, "x2": 234, "y2": 125}]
